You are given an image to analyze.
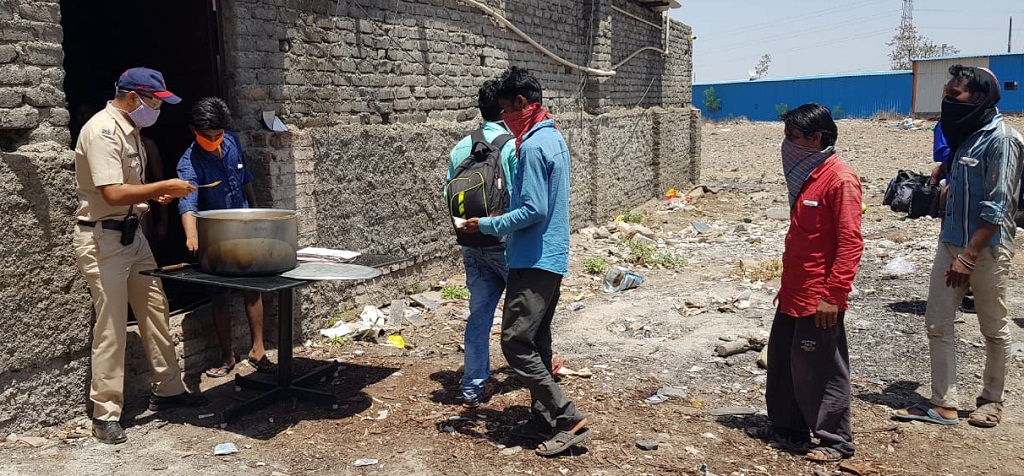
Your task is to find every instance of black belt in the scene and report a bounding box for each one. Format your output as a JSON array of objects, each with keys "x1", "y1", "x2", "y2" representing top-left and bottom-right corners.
[{"x1": 77, "y1": 219, "x2": 124, "y2": 231}]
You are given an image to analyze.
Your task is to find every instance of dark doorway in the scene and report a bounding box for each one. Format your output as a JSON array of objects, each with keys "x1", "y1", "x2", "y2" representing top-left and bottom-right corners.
[{"x1": 60, "y1": 0, "x2": 223, "y2": 313}]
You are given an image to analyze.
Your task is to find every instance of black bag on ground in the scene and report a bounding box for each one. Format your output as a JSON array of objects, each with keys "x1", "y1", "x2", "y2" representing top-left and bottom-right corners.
[
  {"x1": 883, "y1": 169, "x2": 929, "y2": 213},
  {"x1": 444, "y1": 128, "x2": 514, "y2": 248},
  {"x1": 908, "y1": 184, "x2": 941, "y2": 219}
]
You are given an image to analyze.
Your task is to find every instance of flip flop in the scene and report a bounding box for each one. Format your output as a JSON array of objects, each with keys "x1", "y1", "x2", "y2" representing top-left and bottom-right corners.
[
  {"x1": 535, "y1": 427, "x2": 591, "y2": 456},
  {"x1": 892, "y1": 403, "x2": 959, "y2": 425},
  {"x1": 243, "y1": 355, "x2": 277, "y2": 373},
  {"x1": 205, "y1": 362, "x2": 234, "y2": 378}
]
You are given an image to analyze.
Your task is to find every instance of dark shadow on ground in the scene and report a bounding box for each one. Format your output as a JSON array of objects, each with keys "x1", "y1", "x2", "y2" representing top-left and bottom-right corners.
[
  {"x1": 887, "y1": 300, "x2": 927, "y2": 315},
  {"x1": 428, "y1": 366, "x2": 524, "y2": 406},
  {"x1": 436, "y1": 403, "x2": 589, "y2": 458},
  {"x1": 856, "y1": 380, "x2": 923, "y2": 409},
  {"x1": 1014, "y1": 317, "x2": 1024, "y2": 330},
  {"x1": 120, "y1": 359, "x2": 397, "y2": 440},
  {"x1": 715, "y1": 413, "x2": 769, "y2": 432},
  {"x1": 855, "y1": 380, "x2": 973, "y2": 418}
]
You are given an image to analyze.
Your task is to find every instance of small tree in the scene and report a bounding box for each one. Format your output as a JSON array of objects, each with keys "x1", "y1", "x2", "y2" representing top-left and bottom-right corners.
[
  {"x1": 753, "y1": 53, "x2": 771, "y2": 80},
  {"x1": 887, "y1": 24, "x2": 959, "y2": 70},
  {"x1": 702, "y1": 87, "x2": 722, "y2": 118}
]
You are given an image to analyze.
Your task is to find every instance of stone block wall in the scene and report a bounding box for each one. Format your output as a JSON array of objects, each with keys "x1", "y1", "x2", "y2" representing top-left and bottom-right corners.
[
  {"x1": 0, "y1": 0, "x2": 699, "y2": 432},
  {"x1": 0, "y1": 0, "x2": 89, "y2": 431}
]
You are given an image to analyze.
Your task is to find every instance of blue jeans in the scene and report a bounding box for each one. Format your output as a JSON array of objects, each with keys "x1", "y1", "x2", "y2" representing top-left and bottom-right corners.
[{"x1": 461, "y1": 245, "x2": 508, "y2": 402}]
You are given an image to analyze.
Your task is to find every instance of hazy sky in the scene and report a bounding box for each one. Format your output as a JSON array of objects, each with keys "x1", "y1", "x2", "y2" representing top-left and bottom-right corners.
[{"x1": 669, "y1": 1, "x2": 1022, "y2": 83}]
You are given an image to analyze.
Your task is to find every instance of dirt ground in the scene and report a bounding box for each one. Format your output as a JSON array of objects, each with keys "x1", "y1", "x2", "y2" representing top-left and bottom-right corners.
[{"x1": 4, "y1": 116, "x2": 1024, "y2": 476}]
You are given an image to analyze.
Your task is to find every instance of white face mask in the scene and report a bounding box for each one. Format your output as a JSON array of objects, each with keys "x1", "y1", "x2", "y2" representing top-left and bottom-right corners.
[{"x1": 125, "y1": 94, "x2": 161, "y2": 128}]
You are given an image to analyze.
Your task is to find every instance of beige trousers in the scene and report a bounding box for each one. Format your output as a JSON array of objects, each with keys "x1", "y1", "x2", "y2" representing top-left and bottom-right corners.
[
  {"x1": 73, "y1": 223, "x2": 186, "y2": 421},
  {"x1": 925, "y1": 241, "x2": 1013, "y2": 408}
]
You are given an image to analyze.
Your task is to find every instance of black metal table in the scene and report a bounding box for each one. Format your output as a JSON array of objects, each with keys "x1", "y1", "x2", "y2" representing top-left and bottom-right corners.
[{"x1": 143, "y1": 253, "x2": 407, "y2": 422}]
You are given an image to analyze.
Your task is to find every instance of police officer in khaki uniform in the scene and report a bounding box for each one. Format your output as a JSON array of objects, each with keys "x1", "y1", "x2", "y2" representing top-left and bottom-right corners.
[{"x1": 74, "y1": 67, "x2": 207, "y2": 445}]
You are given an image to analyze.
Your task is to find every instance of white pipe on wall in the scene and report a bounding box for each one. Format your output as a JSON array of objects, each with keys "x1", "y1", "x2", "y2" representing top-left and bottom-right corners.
[{"x1": 457, "y1": 0, "x2": 616, "y2": 76}]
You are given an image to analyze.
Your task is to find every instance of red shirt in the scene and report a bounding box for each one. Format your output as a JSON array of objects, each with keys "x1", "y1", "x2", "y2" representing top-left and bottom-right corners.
[{"x1": 778, "y1": 155, "x2": 864, "y2": 317}]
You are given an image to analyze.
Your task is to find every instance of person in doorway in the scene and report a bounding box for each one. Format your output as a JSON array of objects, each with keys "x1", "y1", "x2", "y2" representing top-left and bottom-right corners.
[
  {"x1": 176, "y1": 97, "x2": 275, "y2": 378},
  {"x1": 461, "y1": 66, "x2": 589, "y2": 457},
  {"x1": 752, "y1": 103, "x2": 863, "y2": 464},
  {"x1": 894, "y1": 65, "x2": 1022, "y2": 428},
  {"x1": 444, "y1": 79, "x2": 517, "y2": 408},
  {"x1": 73, "y1": 67, "x2": 208, "y2": 445}
]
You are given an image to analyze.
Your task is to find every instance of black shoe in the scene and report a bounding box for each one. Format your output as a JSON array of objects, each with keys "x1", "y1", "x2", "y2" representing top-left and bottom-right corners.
[
  {"x1": 148, "y1": 392, "x2": 210, "y2": 411},
  {"x1": 92, "y1": 420, "x2": 127, "y2": 445},
  {"x1": 960, "y1": 295, "x2": 976, "y2": 313}
]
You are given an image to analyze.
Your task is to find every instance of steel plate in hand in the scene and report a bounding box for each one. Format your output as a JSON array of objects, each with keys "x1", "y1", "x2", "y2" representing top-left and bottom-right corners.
[{"x1": 279, "y1": 262, "x2": 381, "y2": 281}]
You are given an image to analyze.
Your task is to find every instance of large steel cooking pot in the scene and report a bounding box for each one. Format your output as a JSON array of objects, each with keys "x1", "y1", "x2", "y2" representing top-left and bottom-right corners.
[{"x1": 195, "y1": 208, "x2": 298, "y2": 276}]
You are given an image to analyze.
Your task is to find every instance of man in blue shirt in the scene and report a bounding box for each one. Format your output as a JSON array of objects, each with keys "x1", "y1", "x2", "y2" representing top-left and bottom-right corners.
[
  {"x1": 445, "y1": 79, "x2": 517, "y2": 408},
  {"x1": 463, "y1": 67, "x2": 589, "y2": 456},
  {"x1": 895, "y1": 65, "x2": 1023, "y2": 428},
  {"x1": 177, "y1": 97, "x2": 275, "y2": 378}
]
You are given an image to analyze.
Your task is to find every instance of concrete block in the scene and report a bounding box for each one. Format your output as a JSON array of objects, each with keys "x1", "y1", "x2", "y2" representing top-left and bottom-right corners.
[
  {"x1": 0, "y1": 22, "x2": 36, "y2": 42},
  {"x1": 0, "y1": 65, "x2": 41, "y2": 85},
  {"x1": 0, "y1": 45, "x2": 17, "y2": 63},
  {"x1": 0, "y1": 88, "x2": 21, "y2": 108},
  {"x1": 23, "y1": 82, "x2": 62, "y2": 107},
  {"x1": 23, "y1": 43, "x2": 62, "y2": 66},
  {"x1": 17, "y1": 4, "x2": 60, "y2": 23},
  {"x1": 0, "y1": 105, "x2": 39, "y2": 129},
  {"x1": 47, "y1": 107, "x2": 68, "y2": 126}
]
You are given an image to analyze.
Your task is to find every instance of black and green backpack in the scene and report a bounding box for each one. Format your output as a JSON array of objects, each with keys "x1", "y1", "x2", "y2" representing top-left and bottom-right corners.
[{"x1": 444, "y1": 128, "x2": 514, "y2": 248}]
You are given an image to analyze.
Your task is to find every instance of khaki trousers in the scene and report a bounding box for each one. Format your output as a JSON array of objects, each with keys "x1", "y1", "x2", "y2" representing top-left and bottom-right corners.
[
  {"x1": 73, "y1": 223, "x2": 186, "y2": 421},
  {"x1": 925, "y1": 241, "x2": 1012, "y2": 408}
]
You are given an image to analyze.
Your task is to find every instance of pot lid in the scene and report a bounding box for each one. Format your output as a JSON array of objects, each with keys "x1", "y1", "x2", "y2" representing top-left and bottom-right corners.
[{"x1": 279, "y1": 262, "x2": 381, "y2": 281}]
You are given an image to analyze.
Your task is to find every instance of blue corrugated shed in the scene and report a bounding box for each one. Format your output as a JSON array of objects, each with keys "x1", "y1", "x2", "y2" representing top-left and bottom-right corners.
[
  {"x1": 693, "y1": 71, "x2": 913, "y2": 121},
  {"x1": 912, "y1": 53, "x2": 1023, "y2": 115},
  {"x1": 986, "y1": 54, "x2": 1023, "y2": 113}
]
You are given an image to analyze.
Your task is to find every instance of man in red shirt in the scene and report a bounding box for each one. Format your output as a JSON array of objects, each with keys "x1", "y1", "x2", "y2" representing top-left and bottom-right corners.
[{"x1": 754, "y1": 103, "x2": 864, "y2": 463}]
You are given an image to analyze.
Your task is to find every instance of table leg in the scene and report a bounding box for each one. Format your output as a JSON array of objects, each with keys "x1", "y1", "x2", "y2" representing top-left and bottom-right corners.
[
  {"x1": 222, "y1": 288, "x2": 337, "y2": 422},
  {"x1": 277, "y1": 288, "x2": 293, "y2": 387}
]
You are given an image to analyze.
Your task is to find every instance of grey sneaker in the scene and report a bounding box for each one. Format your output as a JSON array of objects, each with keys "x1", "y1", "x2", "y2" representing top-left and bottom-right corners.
[{"x1": 92, "y1": 419, "x2": 127, "y2": 445}]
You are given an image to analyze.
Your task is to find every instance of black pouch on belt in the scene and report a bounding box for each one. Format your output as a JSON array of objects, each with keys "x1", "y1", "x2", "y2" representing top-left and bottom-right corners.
[{"x1": 120, "y1": 206, "x2": 140, "y2": 246}]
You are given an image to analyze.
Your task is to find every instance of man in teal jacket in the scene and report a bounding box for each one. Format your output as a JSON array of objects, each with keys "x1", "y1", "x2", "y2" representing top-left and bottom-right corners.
[
  {"x1": 463, "y1": 67, "x2": 589, "y2": 456},
  {"x1": 445, "y1": 79, "x2": 517, "y2": 408}
]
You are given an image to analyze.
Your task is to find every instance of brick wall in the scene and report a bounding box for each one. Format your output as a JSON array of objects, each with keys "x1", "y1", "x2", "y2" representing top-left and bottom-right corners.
[
  {"x1": 0, "y1": 0, "x2": 89, "y2": 431},
  {"x1": 0, "y1": 0, "x2": 699, "y2": 432}
]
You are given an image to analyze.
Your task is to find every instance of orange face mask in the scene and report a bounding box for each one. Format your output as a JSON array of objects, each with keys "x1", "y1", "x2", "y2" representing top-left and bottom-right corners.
[{"x1": 194, "y1": 131, "x2": 223, "y2": 152}]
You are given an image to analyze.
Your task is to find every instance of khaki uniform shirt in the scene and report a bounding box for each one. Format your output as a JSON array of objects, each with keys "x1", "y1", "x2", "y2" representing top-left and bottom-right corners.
[{"x1": 74, "y1": 102, "x2": 150, "y2": 221}]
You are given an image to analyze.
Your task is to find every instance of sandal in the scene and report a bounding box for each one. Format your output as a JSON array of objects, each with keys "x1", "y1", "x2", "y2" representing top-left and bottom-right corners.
[
  {"x1": 968, "y1": 398, "x2": 1002, "y2": 428},
  {"x1": 536, "y1": 423, "x2": 591, "y2": 457},
  {"x1": 805, "y1": 446, "x2": 850, "y2": 463},
  {"x1": 243, "y1": 355, "x2": 277, "y2": 374},
  {"x1": 205, "y1": 360, "x2": 235, "y2": 378}
]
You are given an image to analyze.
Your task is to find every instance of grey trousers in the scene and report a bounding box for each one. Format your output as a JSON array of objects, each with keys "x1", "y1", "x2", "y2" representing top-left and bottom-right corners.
[
  {"x1": 765, "y1": 309, "x2": 854, "y2": 456},
  {"x1": 501, "y1": 268, "x2": 583, "y2": 430}
]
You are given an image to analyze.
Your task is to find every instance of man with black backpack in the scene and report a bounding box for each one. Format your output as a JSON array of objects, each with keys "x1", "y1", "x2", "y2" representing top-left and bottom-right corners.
[
  {"x1": 894, "y1": 65, "x2": 1023, "y2": 429},
  {"x1": 444, "y1": 79, "x2": 517, "y2": 408},
  {"x1": 461, "y1": 67, "x2": 589, "y2": 456}
]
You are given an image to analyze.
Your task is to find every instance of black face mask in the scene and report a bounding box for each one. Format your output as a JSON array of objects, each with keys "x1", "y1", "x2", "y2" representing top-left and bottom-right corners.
[
  {"x1": 940, "y1": 98, "x2": 997, "y2": 154},
  {"x1": 939, "y1": 69, "x2": 1001, "y2": 154}
]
